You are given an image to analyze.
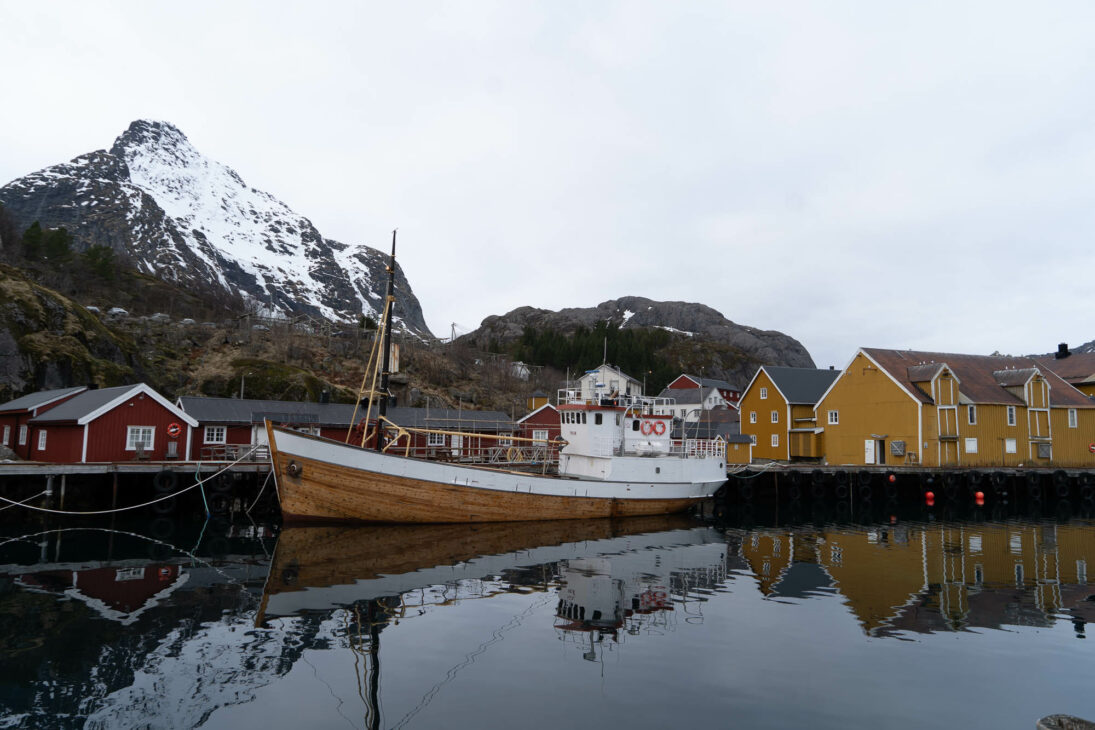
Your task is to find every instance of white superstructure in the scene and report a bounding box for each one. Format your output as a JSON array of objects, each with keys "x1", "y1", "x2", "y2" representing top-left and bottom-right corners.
[{"x1": 556, "y1": 389, "x2": 726, "y2": 486}]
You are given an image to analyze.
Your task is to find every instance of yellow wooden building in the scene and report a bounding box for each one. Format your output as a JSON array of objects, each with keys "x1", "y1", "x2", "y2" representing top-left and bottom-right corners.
[
  {"x1": 814, "y1": 348, "x2": 1095, "y2": 468},
  {"x1": 738, "y1": 366, "x2": 841, "y2": 462}
]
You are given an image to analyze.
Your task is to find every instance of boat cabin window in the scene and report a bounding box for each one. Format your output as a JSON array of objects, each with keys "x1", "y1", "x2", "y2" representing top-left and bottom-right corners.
[
  {"x1": 594, "y1": 413, "x2": 602, "y2": 425},
  {"x1": 632, "y1": 420, "x2": 640, "y2": 432}
]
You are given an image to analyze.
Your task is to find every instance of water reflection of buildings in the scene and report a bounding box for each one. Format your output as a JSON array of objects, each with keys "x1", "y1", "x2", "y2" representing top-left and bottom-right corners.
[
  {"x1": 738, "y1": 521, "x2": 1095, "y2": 637},
  {"x1": 0, "y1": 528, "x2": 283, "y2": 728}
]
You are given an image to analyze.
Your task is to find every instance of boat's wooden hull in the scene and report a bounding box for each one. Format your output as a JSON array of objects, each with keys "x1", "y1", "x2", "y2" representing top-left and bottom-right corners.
[{"x1": 267, "y1": 424, "x2": 722, "y2": 524}]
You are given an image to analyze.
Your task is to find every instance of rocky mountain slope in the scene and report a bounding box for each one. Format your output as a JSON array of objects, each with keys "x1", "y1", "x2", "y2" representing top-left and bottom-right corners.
[
  {"x1": 0, "y1": 120, "x2": 430, "y2": 336},
  {"x1": 462, "y1": 295, "x2": 815, "y2": 386}
]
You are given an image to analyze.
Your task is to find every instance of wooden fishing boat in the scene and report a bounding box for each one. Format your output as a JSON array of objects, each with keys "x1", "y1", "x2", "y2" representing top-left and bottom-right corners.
[{"x1": 266, "y1": 232, "x2": 727, "y2": 524}]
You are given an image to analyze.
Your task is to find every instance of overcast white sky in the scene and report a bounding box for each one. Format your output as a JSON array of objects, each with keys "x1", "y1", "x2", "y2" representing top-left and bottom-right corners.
[{"x1": 2, "y1": 1, "x2": 1094, "y2": 368}]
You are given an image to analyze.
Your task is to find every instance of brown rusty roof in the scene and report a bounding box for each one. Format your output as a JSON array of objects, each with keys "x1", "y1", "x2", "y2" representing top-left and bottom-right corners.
[
  {"x1": 1034, "y1": 352, "x2": 1095, "y2": 385},
  {"x1": 861, "y1": 348, "x2": 1095, "y2": 408}
]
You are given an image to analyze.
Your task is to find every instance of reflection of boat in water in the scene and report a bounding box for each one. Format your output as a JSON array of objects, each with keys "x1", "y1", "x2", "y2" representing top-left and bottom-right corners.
[
  {"x1": 266, "y1": 237, "x2": 726, "y2": 524},
  {"x1": 257, "y1": 515, "x2": 724, "y2": 621},
  {"x1": 257, "y1": 516, "x2": 730, "y2": 730}
]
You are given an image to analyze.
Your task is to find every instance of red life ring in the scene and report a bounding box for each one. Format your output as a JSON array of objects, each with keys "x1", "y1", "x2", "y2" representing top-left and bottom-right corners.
[
  {"x1": 641, "y1": 421, "x2": 655, "y2": 435},
  {"x1": 1089, "y1": 443, "x2": 1095, "y2": 454},
  {"x1": 653, "y1": 421, "x2": 666, "y2": 435},
  {"x1": 166, "y1": 422, "x2": 182, "y2": 438}
]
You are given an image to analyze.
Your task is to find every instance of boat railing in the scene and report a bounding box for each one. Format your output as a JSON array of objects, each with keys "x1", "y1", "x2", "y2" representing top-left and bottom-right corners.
[
  {"x1": 199, "y1": 443, "x2": 270, "y2": 462},
  {"x1": 557, "y1": 390, "x2": 676, "y2": 414}
]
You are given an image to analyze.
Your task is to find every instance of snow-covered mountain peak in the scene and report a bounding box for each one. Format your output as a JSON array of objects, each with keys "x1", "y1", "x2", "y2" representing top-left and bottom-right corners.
[{"x1": 0, "y1": 121, "x2": 431, "y2": 335}]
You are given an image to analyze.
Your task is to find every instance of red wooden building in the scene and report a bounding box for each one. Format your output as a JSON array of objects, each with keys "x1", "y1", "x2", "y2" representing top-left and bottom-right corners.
[
  {"x1": 665, "y1": 374, "x2": 743, "y2": 406},
  {"x1": 27, "y1": 383, "x2": 197, "y2": 462},
  {"x1": 177, "y1": 396, "x2": 516, "y2": 461},
  {"x1": 516, "y1": 403, "x2": 560, "y2": 443},
  {"x1": 0, "y1": 386, "x2": 88, "y2": 460}
]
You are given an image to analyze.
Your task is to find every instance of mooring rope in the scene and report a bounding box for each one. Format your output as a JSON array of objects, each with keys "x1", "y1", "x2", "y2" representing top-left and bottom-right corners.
[
  {"x1": 0, "y1": 490, "x2": 47, "y2": 513},
  {"x1": 0, "y1": 447, "x2": 261, "y2": 516},
  {"x1": 245, "y1": 471, "x2": 272, "y2": 515}
]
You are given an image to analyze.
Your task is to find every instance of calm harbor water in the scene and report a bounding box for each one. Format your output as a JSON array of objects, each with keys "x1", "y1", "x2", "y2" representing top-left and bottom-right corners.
[{"x1": 0, "y1": 501, "x2": 1093, "y2": 729}]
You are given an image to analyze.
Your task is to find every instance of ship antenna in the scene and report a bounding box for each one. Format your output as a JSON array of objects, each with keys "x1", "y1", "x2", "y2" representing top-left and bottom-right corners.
[{"x1": 376, "y1": 229, "x2": 397, "y2": 452}]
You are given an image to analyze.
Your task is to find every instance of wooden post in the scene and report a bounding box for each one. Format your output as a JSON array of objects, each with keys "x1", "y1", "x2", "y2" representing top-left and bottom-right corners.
[{"x1": 59, "y1": 474, "x2": 66, "y2": 510}]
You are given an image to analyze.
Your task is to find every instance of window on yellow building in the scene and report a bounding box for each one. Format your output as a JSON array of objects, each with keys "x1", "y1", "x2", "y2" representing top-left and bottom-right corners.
[
  {"x1": 967, "y1": 405, "x2": 976, "y2": 425},
  {"x1": 964, "y1": 437, "x2": 978, "y2": 454},
  {"x1": 1005, "y1": 438, "x2": 1017, "y2": 454},
  {"x1": 827, "y1": 410, "x2": 838, "y2": 425},
  {"x1": 1007, "y1": 406, "x2": 1016, "y2": 426},
  {"x1": 750, "y1": 434, "x2": 757, "y2": 445},
  {"x1": 749, "y1": 411, "x2": 756, "y2": 424},
  {"x1": 760, "y1": 388, "x2": 767, "y2": 399},
  {"x1": 771, "y1": 434, "x2": 779, "y2": 447},
  {"x1": 770, "y1": 411, "x2": 778, "y2": 424},
  {"x1": 1068, "y1": 408, "x2": 1078, "y2": 428}
]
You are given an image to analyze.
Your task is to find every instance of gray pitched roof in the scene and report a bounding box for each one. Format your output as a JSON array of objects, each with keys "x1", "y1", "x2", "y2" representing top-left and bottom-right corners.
[
  {"x1": 178, "y1": 397, "x2": 516, "y2": 432},
  {"x1": 993, "y1": 368, "x2": 1038, "y2": 388},
  {"x1": 0, "y1": 386, "x2": 87, "y2": 413},
  {"x1": 765, "y1": 367, "x2": 842, "y2": 404},
  {"x1": 30, "y1": 385, "x2": 140, "y2": 423},
  {"x1": 656, "y1": 386, "x2": 720, "y2": 405},
  {"x1": 680, "y1": 374, "x2": 740, "y2": 391},
  {"x1": 178, "y1": 396, "x2": 359, "y2": 425},
  {"x1": 386, "y1": 406, "x2": 514, "y2": 431}
]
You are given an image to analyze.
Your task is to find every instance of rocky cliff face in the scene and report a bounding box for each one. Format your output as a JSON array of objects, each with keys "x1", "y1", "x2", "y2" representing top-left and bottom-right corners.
[
  {"x1": 0, "y1": 265, "x2": 139, "y2": 399},
  {"x1": 463, "y1": 295, "x2": 815, "y2": 386},
  {"x1": 0, "y1": 120, "x2": 430, "y2": 336}
]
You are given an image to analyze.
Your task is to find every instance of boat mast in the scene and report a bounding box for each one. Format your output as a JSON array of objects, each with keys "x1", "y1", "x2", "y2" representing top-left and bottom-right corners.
[{"x1": 376, "y1": 230, "x2": 397, "y2": 452}]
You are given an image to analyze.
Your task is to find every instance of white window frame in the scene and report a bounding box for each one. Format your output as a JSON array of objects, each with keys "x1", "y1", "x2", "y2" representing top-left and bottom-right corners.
[
  {"x1": 427, "y1": 432, "x2": 446, "y2": 447},
  {"x1": 1005, "y1": 438, "x2": 1017, "y2": 454},
  {"x1": 750, "y1": 434, "x2": 757, "y2": 445},
  {"x1": 204, "y1": 425, "x2": 227, "y2": 444},
  {"x1": 827, "y1": 410, "x2": 839, "y2": 425},
  {"x1": 126, "y1": 426, "x2": 155, "y2": 451},
  {"x1": 1068, "y1": 408, "x2": 1078, "y2": 428},
  {"x1": 1007, "y1": 406, "x2": 1016, "y2": 426},
  {"x1": 532, "y1": 429, "x2": 548, "y2": 441},
  {"x1": 1, "y1": 425, "x2": 8, "y2": 445},
  {"x1": 759, "y1": 387, "x2": 768, "y2": 400},
  {"x1": 37, "y1": 430, "x2": 47, "y2": 451},
  {"x1": 18, "y1": 425, "x2": 27, "y2": 446},
  {"x1": 770, "y1": 410, "x2": 779, "y2": 424},
  {"x1": 964, "y1": 437, "x2": 978, "y2": 454},
  {"x1": 749, "y1": 411, "x2": 757, "y2": 424},
  {"x1": 770, "y1": 433, "x2": 779, "y2": 447},
  {"x1": 967, "y1": 405, "x2": 976, "y2": 425}
]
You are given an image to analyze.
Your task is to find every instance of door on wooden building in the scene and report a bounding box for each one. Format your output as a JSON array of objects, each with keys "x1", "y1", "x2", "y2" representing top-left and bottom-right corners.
[
  {"x1": 940, "y1": 440, "x2": 958, "y2": 466},
  {"x1": 451, "y1": 434, "x2": 463, "y2": 458}
]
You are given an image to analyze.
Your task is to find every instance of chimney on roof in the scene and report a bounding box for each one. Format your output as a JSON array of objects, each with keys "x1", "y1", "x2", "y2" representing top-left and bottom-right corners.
[
  {"x1": 829, "y1": 365, "x2": 834, "y2": 370},
  {"x1": 1056, "y1": 343, "x2": 1071, "y2": 360},
  {"x1": 320, "y1": 390, "x2": 330, "y2": 404}
]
